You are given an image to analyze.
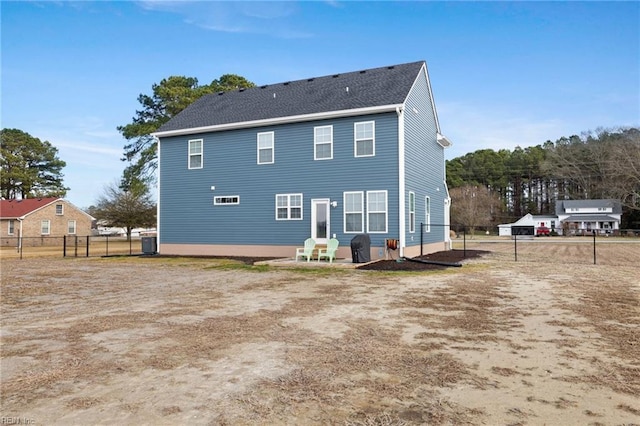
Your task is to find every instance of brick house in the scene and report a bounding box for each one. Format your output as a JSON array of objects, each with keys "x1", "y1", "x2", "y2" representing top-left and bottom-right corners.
[{"x1": 0, "y1": 198, "x2": 94, "y2": 247}]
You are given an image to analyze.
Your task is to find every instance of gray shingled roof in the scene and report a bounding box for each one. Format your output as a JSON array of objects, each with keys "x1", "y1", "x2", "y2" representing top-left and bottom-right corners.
[
  {"x1": 556, "y1": 199, "x2": 622, "y2": 215},
  {"x1": 156, "y1": 61, "x2": 425, "y2": 134}
]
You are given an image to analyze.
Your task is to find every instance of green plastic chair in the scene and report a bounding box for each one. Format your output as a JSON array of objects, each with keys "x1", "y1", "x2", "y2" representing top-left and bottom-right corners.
[
  {"x1": 295, "y1": 238, "x2": 316, "y2": 262},
  {"x1": 317, "y1": 238, "x2": 339, "y2": 263}
]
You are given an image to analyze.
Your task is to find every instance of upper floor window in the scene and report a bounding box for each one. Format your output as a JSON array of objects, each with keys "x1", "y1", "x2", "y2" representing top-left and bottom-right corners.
[
  {"x1": 188, "y1": 139, "x2": 203, "y2": 169},
  {"x1": 409, "y1": 192, "x2": 415, "y2": 233},
  {"x1": 314, "y1": 126, "x2": 333, "y2": 160},
  {"x1": 41, "y1": 220, "x2": 50, "y2": 235},
  {"x1": 8, "y1": 220, "x2": 15, "y2": 235},
  {"x1": 355, "y1": 121, "x2": 375, "y2": 157},
  {"x1": 55, "y1": 204, "x2": 64, "y2": 215},
  {"x1": 68, "y1": 220, "x2": 76, "y2": 235},
  {"x1": 367, "y1": 190, "x2": 387, "y2": 233},
  {"x1": 344, "y1": 191, "x2": 364, "y2": 233},
  {"x1": 257, "y1": 132, "x2": 274, "y2": 164},
  {"x1": 276, "y1": 194, "x2": 302, "y2": 220}
]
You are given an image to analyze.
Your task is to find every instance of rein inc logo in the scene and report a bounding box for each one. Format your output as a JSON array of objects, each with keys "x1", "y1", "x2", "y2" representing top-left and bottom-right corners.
[{"x1": 1, "y1": 418, "x2": 35, "y2": 425}]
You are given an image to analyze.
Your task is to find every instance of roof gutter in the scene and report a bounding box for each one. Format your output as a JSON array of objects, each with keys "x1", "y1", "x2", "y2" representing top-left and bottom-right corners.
[{"x1": 152, "y1": 104, "x2": 402, "y2": 138}]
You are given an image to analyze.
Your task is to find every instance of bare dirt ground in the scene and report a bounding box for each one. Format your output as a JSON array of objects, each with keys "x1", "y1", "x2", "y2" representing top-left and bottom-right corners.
[{"x1": 1, "y1": 243, "x2": 639, "y2": 425}]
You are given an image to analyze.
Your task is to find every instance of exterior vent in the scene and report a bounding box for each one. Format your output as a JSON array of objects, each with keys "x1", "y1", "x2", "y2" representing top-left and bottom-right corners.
[
  {"x1": 359, "y1": 70, "x2": 366, "y2": 74},
  {"x1": 307, "y1": 78, "x2": 314, "y2": 82},
  {"x1": 260, "y1": 85, "x2": 268, "y2": 89},
  {"x1": 332, "y1": 74, "x2": 339, "y2": 78},
  {"x1": 283, "y1": 82, "x2": 290, "y2": 85},
  {"x1": 387, "y1": 66, "x2": 395, "y2": 69},
  {"x1": 218, "y1": 92, "x2": 224, "y2": 95}
]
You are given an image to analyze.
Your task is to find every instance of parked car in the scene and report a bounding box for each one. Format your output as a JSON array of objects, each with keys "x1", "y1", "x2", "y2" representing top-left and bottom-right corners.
[{"x1": 536, "y1": 226, "x2": 550, "y2": 236}]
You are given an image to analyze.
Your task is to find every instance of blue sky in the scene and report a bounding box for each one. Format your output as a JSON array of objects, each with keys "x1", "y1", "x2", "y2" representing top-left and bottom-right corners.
[{"x1": 2, "y1": 1, "x2": 638, "y2": 208}]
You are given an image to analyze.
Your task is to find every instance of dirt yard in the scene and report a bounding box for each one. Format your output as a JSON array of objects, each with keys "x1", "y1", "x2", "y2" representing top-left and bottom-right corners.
[{"x1": 1, "y1": 244, "x2": 639, "y2": 425}]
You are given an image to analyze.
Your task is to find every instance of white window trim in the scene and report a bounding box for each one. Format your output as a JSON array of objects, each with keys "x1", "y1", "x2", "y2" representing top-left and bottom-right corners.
[
  {"x1": 188, "y1": 139, "x2": 203, "y2": 169},
  {"x1": 41, "y1": 220, "x2": 50, "y2": 235},
  {"x1": 354, "y1": 121, "x2": 375, "y2": 158},
  {"x1": 275, "y1": 193, "x2": 303, "y2": 221},
  {"x1": 425, "y1": 196, "x2": 431, "y2": 232},
  {"x1": 366, "y1": 190, "x2": 388, "y2": 233},
  {"x1": 68, "y1": 220, "x2": 76, "y2": 235},
  {"x1": 314, "y1": 125, "x2": 333, "y2": 160},
  {"x1": 257, "y1": 131, "x2": 274, "y2": 165},
  {"x1": 8, "y1": 219, "x2": 15, "y2": 235},
  {"x1": 409, "y1": 191, "x2": 415, "y2": 233},
  {"x1": 214, "y1": 196, "x2": 240, "y2": 205},
  {"x1": 55, "y1": 204, "x2": 64, "y2": 215},
  {"x1": 343, "y1": 191, "x2": 364, "y2": 234}
]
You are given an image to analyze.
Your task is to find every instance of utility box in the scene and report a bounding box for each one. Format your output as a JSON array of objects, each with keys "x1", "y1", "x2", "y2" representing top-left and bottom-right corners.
[
  {"x1": 350, "y1": 234, "x2": 371, "y2": 263},
  {"x1": 141, "y1": 236, "x2": 157, "y2": 254}
]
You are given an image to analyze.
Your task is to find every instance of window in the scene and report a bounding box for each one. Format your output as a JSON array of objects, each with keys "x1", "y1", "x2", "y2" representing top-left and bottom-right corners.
[
  {"x1": 344, "y1": 192, "x2": 364, "y2": 233},
  {"x1": 257, "y1": 132, "x2": 274, "y2": 164},
  {"x1": 55, "y1": 204, "x2": 64, "y2": 215},
  {"x1": 367, "y1": 191, "x2": 387, "y2": 233},
  {"x1": 276, "y1": 194, "x2": 302, "y2": 220},
  {"x1": 425, "y1": 196, "x2": 431, "y2": 232},
  {"x1": 214, "y1": 196, "x2": 240, "y2": 205},
  {"x1": 355, "y1": 121, "x2": 375, "y2": 157},
  {"x1": 409, "y1": 192, "x2": 415, "y2": 233},
  {"x1": 8, "y1": 220, "x2": 15, "y2": 235},
  {"x1": 68, "y1": 220, "x2": 76, "y2": 234},
  {"x1": 188, "y1": 139, "x2": 203, "y2": 169},
  {"x1": 41, "y1": 220, "x2": 50, "y2": 235},
  {"x1": 314, "y1": 126, "x2": 333, "y2": 160}
]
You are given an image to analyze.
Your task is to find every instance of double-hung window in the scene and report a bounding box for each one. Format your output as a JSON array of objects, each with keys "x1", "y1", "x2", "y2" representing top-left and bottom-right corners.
[
  {"x1": 276, "y1": 194, "x2": 302, "y2": 220},
  {"x1": 425, "y1": 196, "x2": 431, "y2": 232},
  {"x1": 344, "y1": 192, "x2": 364, "y2": 233},
  {"x1": 314, "y1": 126, "x2": 333, "y2": 160},
  {"x1": 8, "y1": 220, "x2": 15, "y2": 235},
  {"x1": 55, "y1": 204, "x2": 64, "y2": 215},
  {"x1": 68, "y1": 220, "x2": 76, "y2": 234},
  {"x1": 257, "y1": 132, "x2": 274, "y2": 164},
  {"x1": 354, "y1": 121, "x2": 375, "y2": 157},
  {"x1": 41, "y1": 220, "x2": 50, "y2": 235},
  {"x1": 409, "y1": 192, "x2": 415, "y2": 233},
  {"x1": 367, "y1": 190, "x2": 387, "y2": 233},
  {"x1": 188, "y1": 139, "x2": 203, "y2": 169}
]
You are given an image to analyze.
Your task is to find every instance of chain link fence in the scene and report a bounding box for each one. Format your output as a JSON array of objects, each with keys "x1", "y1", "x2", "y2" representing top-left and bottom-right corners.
[{"x1": 1, "y1": 236, "x2": 148, "y2": 259}]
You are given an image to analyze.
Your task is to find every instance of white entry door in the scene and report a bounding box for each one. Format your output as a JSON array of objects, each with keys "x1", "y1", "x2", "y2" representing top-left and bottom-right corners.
[{"x1": 311, "y1": 199, "x2": 330, "y2": 245}]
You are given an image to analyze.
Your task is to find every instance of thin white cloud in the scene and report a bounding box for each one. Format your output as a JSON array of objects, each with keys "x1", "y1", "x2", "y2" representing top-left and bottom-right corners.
[
  {"x1": 137, "y1": 0, "x2": 312, "y2": 38},
  {"x1": 438, "y1": 102, "x2": 570, "y2": 159}
]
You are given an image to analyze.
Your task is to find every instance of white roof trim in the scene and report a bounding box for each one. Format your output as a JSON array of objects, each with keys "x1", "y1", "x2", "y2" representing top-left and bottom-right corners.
[{"x1": 153, "y1": 104, "x2": 402, "y2": 138}]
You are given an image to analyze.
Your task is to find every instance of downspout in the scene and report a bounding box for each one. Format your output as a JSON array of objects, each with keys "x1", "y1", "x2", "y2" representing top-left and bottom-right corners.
[
  {"x1": 396, "y1": 105, "x2": 405, "y2": 258},
  {"x1": 154, "y1": 136, "x2": 161, "y2": 254}
]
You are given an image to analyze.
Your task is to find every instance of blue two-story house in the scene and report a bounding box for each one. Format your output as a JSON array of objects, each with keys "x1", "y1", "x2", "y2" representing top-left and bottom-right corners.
[{"x1": 153, "y1": 61, "x2": 452, "y2": 260}]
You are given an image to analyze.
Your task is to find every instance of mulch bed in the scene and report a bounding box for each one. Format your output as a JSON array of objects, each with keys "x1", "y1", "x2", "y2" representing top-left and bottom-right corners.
[
  {"x1": 153, "y1": 249, "x2": 490, "y2": 271},
  {"x1": 356, "y1": 249, "x2": 490, "y2": 271}
]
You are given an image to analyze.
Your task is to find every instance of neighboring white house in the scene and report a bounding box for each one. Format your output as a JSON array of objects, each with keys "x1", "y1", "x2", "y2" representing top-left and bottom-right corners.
[
  {"x1": 498, "y1": 213, "x2": 558, "y2": 236},
  {"x1": 556, "y1": 199, "x2": 622, "y2": 235},
  {"x1": 499, "y1": 199, "x2": 622, "y2": 236}
]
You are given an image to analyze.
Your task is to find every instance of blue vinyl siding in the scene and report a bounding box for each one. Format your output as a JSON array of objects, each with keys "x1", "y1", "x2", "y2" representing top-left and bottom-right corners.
[
  {"x1": 403, "y1": 67, "x2": 446, "y2": 246},
  {"x1": 159, "y1": 112, "x2": 399, "y2": 247}
]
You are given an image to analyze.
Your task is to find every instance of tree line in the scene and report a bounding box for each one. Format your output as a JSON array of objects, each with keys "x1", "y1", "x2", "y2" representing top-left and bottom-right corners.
[{"x1": 446, "y1": 127, "x2": 640, "y2": 230}]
